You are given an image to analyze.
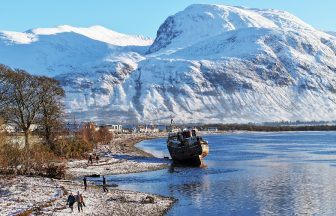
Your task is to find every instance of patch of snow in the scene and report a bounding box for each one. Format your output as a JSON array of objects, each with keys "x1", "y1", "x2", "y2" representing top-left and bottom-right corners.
[{"x1": 0, "y1": 176, "x2": 63, "y2": 215}]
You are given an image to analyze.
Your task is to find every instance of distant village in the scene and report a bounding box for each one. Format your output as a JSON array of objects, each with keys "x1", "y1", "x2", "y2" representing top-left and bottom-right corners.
[
  {"x1": 0, "y1": 121, "x2": 219, "y2": 134},
  {"x1": 3, "y1": 119, "x2": 336, "y2": 135}
]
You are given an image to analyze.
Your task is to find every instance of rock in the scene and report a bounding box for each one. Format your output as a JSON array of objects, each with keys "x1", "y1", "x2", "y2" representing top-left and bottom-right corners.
[{"x1": 142, "y1": 195, "x2": 155, "y2": 204}]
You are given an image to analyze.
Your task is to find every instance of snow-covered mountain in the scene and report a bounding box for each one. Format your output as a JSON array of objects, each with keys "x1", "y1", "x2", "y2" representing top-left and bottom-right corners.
[
  {"x1": 1, "y1": 4, "x2": 336, "y2": 123},
  {"x1": 326, "y1": 31, "x2": 336, "y2": 38},
  {"x1": 0, "y1": 25, "x2": 151, "y2": 77}
]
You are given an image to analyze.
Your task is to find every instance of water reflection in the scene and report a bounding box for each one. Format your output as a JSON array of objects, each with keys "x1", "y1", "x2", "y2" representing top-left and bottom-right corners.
[
  {"x1": 249, "y1": 163, "x2": 336, "y2": 215},
  {"x1": 98, "y1": 132, "x2": 336, "y2": 215}
]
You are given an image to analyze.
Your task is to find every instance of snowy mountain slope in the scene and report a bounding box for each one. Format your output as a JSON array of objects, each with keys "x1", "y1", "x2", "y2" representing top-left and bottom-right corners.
[
  {"x1": 0, "y1": 25, "x2": 151, "y2": 76},
  {"x1": 0, "y1": 4, "x2": 336, "y2": 123},
  {"x1": 147, "y1": 4, "x2": 277, "y2": 54},
  {"x1": 326, "y1": 31, "x2": 336, "y2": 38},
  {"x1": 121, "y1": 4, "x2": 336, "y2": 123},
  {"x1": 25, "y1": 25, "x2": 152, "y2": 46},
  {"x1": 148, "y1": 4, "x2": 331, "y2": 54}
]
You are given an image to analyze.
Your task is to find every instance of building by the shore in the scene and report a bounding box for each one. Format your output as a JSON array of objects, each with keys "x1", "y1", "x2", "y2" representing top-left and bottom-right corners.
[
  {"x1": 134, "y1": 125, "x2": 159, "y2": 133},
  {"x1": 0, "y1": 123, "x2": 39, "y2": 133},
  {"x1": 66, "y1": 121, "x2": 169, "y2": 134},
  {"x1": 0, "y1": 123, "x2": 16, "y2": 133},
  {"x1": 102, "y1": 124, "x2": 123, "y2": 134},
  {"x1": 207, "y1": 127, "x2": 218, "y2": 132}
]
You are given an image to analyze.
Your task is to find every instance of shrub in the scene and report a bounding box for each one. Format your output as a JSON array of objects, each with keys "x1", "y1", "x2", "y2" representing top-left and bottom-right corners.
[
  {"x1": 0, "y1": 136, "x2": 23, "y2": 174},
  {"x1": 44, "y1": 163, "x2": 66, "y2": 179},
  {"x1": 53, "y1": 134, "x2": 94, "y2": 159},
  {"x1": 0, "y1": 137, "x2": 65, "y2": 178},
  {"x1": 96, "y1": 127, "x2": 113, "y2": 145}
]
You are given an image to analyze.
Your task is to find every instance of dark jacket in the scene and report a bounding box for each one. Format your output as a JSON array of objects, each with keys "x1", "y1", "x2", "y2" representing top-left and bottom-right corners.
[{"x1": 67, "y1": 195, "x2": 76, "y2": 204}]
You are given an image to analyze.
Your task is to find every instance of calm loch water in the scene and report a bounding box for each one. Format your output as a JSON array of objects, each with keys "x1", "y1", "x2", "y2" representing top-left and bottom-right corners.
[{"x1": 109, "y1": 132, "x2": 336, "y2": 215}]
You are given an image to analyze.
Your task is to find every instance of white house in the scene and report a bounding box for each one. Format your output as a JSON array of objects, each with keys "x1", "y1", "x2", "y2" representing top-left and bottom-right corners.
[
  {"x1": 207, "y1": 127, "x2": 218, "y2": 132},
  {"x1": 104, "y1": 124, "x2": 123, "y2": 134},
  {"x1": 29, "y1": 124, "x2": 39, "y2": 132},
  {"x1": 136, "y1": 125, "x2": 159, "y2": 133},
  {"x1": 0, "y1": 124, "x2": 16, "y2": 133}
]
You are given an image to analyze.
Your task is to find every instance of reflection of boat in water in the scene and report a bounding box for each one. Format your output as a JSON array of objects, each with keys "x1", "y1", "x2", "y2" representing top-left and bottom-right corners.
[{"x1": 167, "y1": 128, "x2": 209, "y2": 166}]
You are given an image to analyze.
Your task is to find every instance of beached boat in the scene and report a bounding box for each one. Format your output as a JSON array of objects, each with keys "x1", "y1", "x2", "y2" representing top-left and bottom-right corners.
[{"x1": 167, "y1": 129, "x2": 209, "y2": 166}]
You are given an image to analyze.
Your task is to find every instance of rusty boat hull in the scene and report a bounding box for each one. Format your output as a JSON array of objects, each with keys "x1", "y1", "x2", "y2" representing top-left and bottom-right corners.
[{"x1": 167, "y1": 141, "x2": 209, "y2": 166}]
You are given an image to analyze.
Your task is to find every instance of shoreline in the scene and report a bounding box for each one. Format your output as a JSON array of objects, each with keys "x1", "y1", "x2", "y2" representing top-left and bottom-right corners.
[
  {"x1": 3, "y1": 130, "x2": 321, "y2": 215},
  {"x1": 0, "y1": 176, "x2": 175, "y2": 216},
  {"x1": 66, "y1": 133, "x2": 169, "y2": 179},
  {"x1": 0, "y1": 133, "x2": 176, "y2": 216}
]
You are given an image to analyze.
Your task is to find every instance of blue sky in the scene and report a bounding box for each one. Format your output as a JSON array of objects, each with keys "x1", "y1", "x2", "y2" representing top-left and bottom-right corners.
[{"x1": 1, "y1": 0, "x2": 335, "y2": 37}]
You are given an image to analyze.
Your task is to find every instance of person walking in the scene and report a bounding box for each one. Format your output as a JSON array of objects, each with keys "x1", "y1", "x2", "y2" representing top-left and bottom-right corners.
[
  {"x1": 83, "y1": 177, "x2": 87, "y2": 190},
  {"x1": 88, "y1": 154, "x2": 93, "y2": 164},
  {"x1": 80, "y1": 193, "x2": 85, "y2": 207},
  {"x1": 76, "y1": 191, "x2": 84, "y2": 212},
  {"x1": 102, "y1": 176, "x2": 109, "y2": 192},
  {"x1": 66, "y1": 192, "x2": 76, "y2": 213}
]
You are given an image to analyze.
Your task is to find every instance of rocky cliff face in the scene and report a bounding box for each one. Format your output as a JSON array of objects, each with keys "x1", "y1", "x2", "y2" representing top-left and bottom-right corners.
[{"x1": 0, "y1": 5, "x2": 336, "y2": 123}]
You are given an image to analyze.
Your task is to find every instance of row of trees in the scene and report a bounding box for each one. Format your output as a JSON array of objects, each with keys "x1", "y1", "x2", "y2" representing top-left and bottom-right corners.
[
  {"x1": 0, "y1": 64, "x2": 64, "y2": 150},
  {"x1": 0, "y1": 65, "x2": 115, "y2": 177},
  {"x1": 202, "y1": 123, "x2": 336, "y2": 131}
]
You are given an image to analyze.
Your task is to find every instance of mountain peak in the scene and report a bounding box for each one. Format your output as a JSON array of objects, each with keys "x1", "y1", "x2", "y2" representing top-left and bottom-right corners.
[
  {"x1": 148, "y1": 4, "x2": 319, "y2": 54},
  {"x1": 148, "y1": 4, "x2": 276, "y2": 53}
]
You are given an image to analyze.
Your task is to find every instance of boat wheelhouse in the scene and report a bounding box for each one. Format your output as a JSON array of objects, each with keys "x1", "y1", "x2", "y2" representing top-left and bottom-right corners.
[{"x1": 167, "y1": 128, "x2": 209, "y2": 166}]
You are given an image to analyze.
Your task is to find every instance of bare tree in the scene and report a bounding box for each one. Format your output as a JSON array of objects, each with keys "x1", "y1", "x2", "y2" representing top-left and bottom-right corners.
[
  {"x1": 0, "y1": 68, "x2": 42, "y2": 149},
  {"x1": 37, "y1": 76, "x2": 65, "y2": 150},
  {"x1": 80, "y1": 122, "x2": 97, "y2": 145},
  {"x1": 0, "y1": 65, "x2": 66, "y2": 150},
  {"x1": 96, "y1": 127, "x2": 113, "y2": 145},
  {"x1": 0, "y1": 64, "x2": 12, "y2": 108}
]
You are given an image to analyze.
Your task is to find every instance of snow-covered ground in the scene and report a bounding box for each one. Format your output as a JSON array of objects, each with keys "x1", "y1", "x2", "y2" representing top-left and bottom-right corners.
[
  {"x1": 66, "y1": 134, "x2": 169, "y2": 178},
  {"x1": 0, "y1": 177, "x2": 174, "y2": 216},
  {"x1": 0, "y1": 176, "x2": 64, "y2": 216},
  {"x1": 0, "y1": 135, "x2": 173, "y2": 216},
  {"x1": 66, "y1": 156, "x2": 168, "y2": 178},
  {"x1": 38, "y1": 181, "x2": 174, "y2": 216}
]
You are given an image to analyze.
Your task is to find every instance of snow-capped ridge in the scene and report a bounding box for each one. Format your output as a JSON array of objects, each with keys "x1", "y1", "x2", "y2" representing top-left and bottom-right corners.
[
  {"x1": 1, "y1": 25, "x2": 153, "y2": 46},
  {"x1": 27, "y1": 25, "x2": 153, "y2": 46},
  {"x1": 0, "y1": 31, "x2": 37, "y2": 44},
  {"x1": 0, "y1": 4, "x2": 336, "y2": 123},
  {"x1": 326, "y1": 31, "x2": 336, "y2": 37},
  {"x1": 148, "y1": 4, "x2": 324, "y2": 54}
]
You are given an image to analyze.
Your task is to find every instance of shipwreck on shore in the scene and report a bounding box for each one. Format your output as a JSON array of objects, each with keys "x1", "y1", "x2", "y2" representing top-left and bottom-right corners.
[{"x1": 167, "y1": 128, "x2": 209, "y2": 166}]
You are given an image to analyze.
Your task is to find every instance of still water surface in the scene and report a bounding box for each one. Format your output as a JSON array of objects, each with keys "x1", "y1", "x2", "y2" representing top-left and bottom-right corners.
[{"x1": 110, "y1": 132, "x2": 336, "y2": 215}]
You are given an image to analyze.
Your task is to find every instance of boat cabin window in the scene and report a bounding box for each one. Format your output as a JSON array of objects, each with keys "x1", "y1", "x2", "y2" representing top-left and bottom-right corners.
[{"x1": 182, "y1": 131, "x2": 191, "y2": 138}]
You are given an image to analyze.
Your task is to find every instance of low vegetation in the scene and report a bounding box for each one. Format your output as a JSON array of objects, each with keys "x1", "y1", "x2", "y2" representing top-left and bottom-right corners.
[
  {"x1": 0, "y1": 64, "x2": 113, "y2": 178},
  {"x1": 0, "y1": 139, "x2": 65, "y2": 178}
]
